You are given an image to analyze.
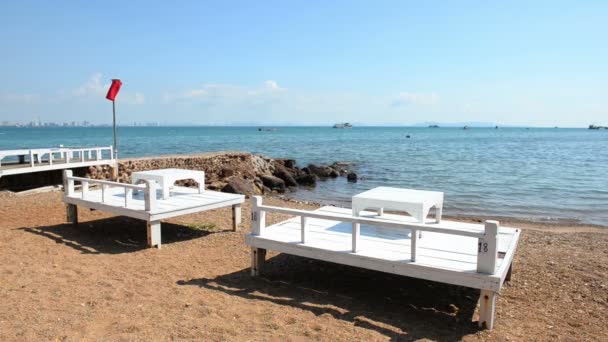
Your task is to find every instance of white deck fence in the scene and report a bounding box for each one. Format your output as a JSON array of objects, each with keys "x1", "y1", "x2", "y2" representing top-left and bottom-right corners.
[
  {"x1": 0, "y1": 146, "x2": 114, "y2": 168},
  {"x1": 63, "y1": 170, "x2": 157, "y2": 211},
  {"x1": 251, "y1": 196, "x2": 499, "y2": 275}
]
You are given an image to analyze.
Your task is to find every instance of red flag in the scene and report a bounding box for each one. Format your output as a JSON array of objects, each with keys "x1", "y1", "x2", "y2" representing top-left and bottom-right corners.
[{"x1": 105, "y1": 79, "x2": 122, "y2": 101}]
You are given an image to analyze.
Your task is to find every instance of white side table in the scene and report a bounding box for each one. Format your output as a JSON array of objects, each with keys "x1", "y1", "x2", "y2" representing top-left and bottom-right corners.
[
  {"x1": 352, "y1": 187, "x2": 443, "y2": 223},
  {"x1": 131, "y1": 168, "x2": 205, "y2": 200}
]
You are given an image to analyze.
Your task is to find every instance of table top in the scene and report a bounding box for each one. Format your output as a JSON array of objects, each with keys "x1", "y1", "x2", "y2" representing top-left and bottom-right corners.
[
  {"x1": 353, "y1": 186, "x2": 443, "y2": 203},
  {"x1": 132, "y1": 168, "x2": 203, "y2": 178}
]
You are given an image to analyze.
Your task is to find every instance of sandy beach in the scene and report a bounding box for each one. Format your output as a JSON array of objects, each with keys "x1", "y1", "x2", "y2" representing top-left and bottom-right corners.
[{"x1": 0, "y1": 190, "x2": 606, "y2": 341}]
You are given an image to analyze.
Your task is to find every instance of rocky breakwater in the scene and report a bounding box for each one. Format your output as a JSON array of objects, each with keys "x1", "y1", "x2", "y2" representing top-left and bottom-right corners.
[{"x1": 86, "y1": 152, "x2": 357, "y2": 197}]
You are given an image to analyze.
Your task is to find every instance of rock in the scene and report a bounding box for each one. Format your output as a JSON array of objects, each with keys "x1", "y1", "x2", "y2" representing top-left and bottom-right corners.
[
  {"x1": 296, "y1": 174, "x2": 318, "y2": 186},
  {"x1": 273, "y1": 166, "x2": 298, "y2": 187},
  {"x1": 220, "y1": 167, "x2": 235, "y2": 178},
  {"x1": 221, "y1": 177, "x2": 254, "y2": 196},
  {"x1": 206, "y1": 182, "x2": 225, "y2": 191},
  {"x1": 307, "y1": 164, "x2": 335, "y2": 178},
  {"x1": 261, "y1": 175, "x2": 286, "y2": 193},
  {"x1": 276, "y1": 159, "x2": 297, "y2": 169},
  {"x1": 347, "y1": 172, "x2": 358, "y2": 183},
  {"x1": 329, "y1": 162, "x2": 350, "y2": 176}
]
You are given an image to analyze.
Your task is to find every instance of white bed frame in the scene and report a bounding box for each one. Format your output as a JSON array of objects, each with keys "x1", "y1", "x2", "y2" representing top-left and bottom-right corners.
[
  {"x1": 246, "y1": 196, "x2": 521, "y2": 329},
  {"x1": 62, "y1": 170, "x2": 245, "y2": 248}
]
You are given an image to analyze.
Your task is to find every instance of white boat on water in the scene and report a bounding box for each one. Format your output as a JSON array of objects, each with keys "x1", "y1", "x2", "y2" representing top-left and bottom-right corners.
[{"x1": 333, "y1": 123, "x2": 353, "y2": 129}]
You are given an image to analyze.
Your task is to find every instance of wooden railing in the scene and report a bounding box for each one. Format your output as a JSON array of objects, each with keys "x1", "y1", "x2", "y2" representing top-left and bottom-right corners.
[
  {"x1": 250, "y1": 196, "x2": 499, "y2": 275},
  {"x1": 63, "y1": 170, "x2": 157, "y2": 211}
]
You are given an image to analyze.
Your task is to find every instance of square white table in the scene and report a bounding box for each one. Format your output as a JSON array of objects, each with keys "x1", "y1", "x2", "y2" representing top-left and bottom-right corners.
[
  {"x1": 352, "y1": 187, "x2": 444, "y2": 223},
  {"x1": 131, "y1": 168, "x2": 205, "y2": 200}
]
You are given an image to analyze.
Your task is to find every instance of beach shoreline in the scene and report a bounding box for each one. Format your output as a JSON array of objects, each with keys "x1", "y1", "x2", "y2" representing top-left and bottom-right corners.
[{"x1": 2, "y1": 150, "x2": 605, "y2": 228}]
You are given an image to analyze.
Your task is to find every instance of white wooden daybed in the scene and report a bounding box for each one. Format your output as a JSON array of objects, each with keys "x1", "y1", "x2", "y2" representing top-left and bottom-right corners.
[
  {"x1": 245, "y1": 196, "x2": 521, "y2": 330},
  {"x1": 62, "y1": 170, "x2": 245, "y2": 248}
]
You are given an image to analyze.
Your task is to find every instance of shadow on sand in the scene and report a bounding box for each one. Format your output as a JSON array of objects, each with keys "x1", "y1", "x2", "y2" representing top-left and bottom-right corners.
[
  {"x1": 19, "y1": 216, "x2": 224, "y2": 254},
  {"x1": 178, "y1": 253, "x2": 482, "y2": 341}
]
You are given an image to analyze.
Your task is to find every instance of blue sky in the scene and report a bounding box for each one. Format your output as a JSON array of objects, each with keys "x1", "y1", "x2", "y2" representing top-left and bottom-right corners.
[{"x1": 0, "y1": 1, "x2": 606, "y2": 126}]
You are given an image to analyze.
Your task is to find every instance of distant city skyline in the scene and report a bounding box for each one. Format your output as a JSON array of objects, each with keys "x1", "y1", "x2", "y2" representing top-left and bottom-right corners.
[{"x1": 1, "y1": 1, "x2": 606, "y2": 127}]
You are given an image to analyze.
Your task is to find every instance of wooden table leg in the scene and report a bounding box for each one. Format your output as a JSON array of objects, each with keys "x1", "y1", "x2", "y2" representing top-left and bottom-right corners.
[
  {"x1": 147, "y1": 221, "x2": 162, "y2": 248},
  {"x1": 232, "y1": 204, "x2": 242, "y2": 231}
]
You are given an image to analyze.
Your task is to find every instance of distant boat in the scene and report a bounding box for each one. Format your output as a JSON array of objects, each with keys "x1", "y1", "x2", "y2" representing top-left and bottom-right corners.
[
  {"x1": 463, "y1": 125, "x2": 469, "y2": 130},
  {"x1": 333, "y1": 123, "x2": 353, "y2": 129},
  {"x1": 428, "y1": 125, "x2": 440, "y2": 128},
  {"x1": 588, "y1": 124, "x2": 607, "y2": 130},
  {"x1": 258, "y1": 127, "x2": 278, "y2": 131}
]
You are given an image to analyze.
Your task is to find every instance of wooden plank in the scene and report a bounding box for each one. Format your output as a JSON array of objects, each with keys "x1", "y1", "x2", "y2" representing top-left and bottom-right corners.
[
  {"x1": 64, "y1": 196, "x2": 151, "y2": 221},
  {"x1": 257, "y1": 219, "x2": 484, "y2": 269},
  {"x1": 246, "y1": 235, "x2": 503, "y2": 291}
]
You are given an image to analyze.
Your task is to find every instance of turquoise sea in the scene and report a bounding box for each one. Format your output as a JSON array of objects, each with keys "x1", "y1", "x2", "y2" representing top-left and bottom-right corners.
[{"x1": 0, "y1": 126, "x2": 607, "y2": 226}]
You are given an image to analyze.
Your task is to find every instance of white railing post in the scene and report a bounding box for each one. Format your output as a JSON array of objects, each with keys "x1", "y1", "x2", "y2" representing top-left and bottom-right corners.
[
  {"x1": 109, "y1": 146, "x2": 114, "y2": 161},
  {"x1": 124, "y1": 188, "x2": 133, "y2": 207},
  {"x1": 63, "y1": 170, "x2": 74, "y2": 196},
  {"x1": 251, "y1": 196, "x2": 266, "y2": 236},
  {"x1": 65, "y1": 150, "x2": 71, "y2": 163},
  {"x1": 477, "y1": 220, "x2": 499, "y2": 274},
  {"x1": 301, "y1": 216, "x2": 308, "y2": 243},
  {"x1": 352, "y1": 222, "x2": 360, "y2": 252},
  {"x1": 80, "y1": 150, "x2": 85, "y2": 162},
  {"x1": 48, "y1": 152, "x2": 53, "y2": 165},
  {"x1": 101, "y1": 184, "x2": 108, "y2": 203},
  {"x1": 81, "y1": 181, "x2": 89, "y2": 199},
  {"x1": 29, "y1": 150, "x2": 35, "y2": 167},
  {"x1": 411, "y1": 229, "x2": 417, "y2": 262},
  {"x1": 144, "y1": 180, "x2": 157, "y2": 211}
]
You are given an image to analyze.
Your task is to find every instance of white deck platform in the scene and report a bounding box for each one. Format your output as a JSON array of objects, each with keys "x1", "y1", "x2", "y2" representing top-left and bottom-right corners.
[
  {"x1": 245, "y1": 197, "x2": 521, "y2": 329},
  {"x1": 0, "y1": 146, "x2": 115, "y2": 178},
  {"x1": 62, "y1": 170, "x2": 245, "y2": 248}
]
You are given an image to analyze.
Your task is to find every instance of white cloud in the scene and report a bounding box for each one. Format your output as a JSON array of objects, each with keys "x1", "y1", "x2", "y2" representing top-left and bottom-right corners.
[
  {"x1": 163, "y1": 81, "x2": 285, "y2": 104},
  {"x1": 264, "y1": 80, "x2": 285, "y2": 91},
  {"x1": 392, "y1": 92, "x2": 440, "y2": 106},
  {"x1": 66, "y1": 73, "x2": 145, "y2": 105},
  {"x1": 72, "y1": 72, "x2": 106, "y2": 97}
]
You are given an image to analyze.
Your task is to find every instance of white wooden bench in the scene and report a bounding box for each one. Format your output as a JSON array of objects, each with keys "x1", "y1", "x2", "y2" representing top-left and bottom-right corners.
[
  {"x1": 245, "y1": 196, "x2": 521, "y2": 330},
  {"x1": 62, "y1": 170, "x2": 245, "y2": 248}
]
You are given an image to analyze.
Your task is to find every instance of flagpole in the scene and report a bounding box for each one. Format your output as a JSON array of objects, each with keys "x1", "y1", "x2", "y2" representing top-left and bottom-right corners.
[
  {"x1": 112, "y1": 100, "x2": 118, "y2": 180},
  {"x1": 106, "y1": 78, "x2": 122, "y2": 181}
]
